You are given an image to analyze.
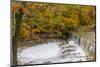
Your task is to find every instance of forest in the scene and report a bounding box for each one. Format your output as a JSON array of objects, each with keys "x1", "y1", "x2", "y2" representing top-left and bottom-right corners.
[
  {"x1": 12, "y1": 1, "x2": 96, "y2": 65},
  {"x1": 12, "y1": 1, "x2": 96, "y2": 41}
]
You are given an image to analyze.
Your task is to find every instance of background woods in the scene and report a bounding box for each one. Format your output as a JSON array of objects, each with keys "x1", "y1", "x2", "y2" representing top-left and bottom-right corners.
[{"x1": 12, "y1": 2, "x2": 96, "y2": 40}]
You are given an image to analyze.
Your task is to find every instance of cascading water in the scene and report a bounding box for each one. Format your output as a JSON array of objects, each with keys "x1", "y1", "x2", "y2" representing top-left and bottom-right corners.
[
  {"x1": 66, "y1": 32, "x2": 96, "y2": 61},
  {"x1": 18, "y1": 32, "x2": 95, "y2": 65}
]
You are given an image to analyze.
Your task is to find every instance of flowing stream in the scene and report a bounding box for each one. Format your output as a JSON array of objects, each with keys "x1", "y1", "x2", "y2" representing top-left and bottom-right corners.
[{"x1": 17, "y1": 32, "x2": 95, "y2": 65}]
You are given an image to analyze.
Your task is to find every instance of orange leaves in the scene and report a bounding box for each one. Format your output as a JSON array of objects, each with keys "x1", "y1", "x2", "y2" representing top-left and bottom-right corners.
[
  {"x1": 21, "y1": 7, "x2": 28, "y2": 14},
  {"x1": 12, "y1": 2, "x2": 21, "y2": 12},
  {"x1": 12, "y1": 2, "x2": 96, "y2": 39},
  {"x1": 12, "y1": 2, "x2": 28, "y2": 14}
]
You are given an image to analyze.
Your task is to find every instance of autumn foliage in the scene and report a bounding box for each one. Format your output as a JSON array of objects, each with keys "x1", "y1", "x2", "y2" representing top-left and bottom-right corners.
[{"x1": 12, "y1": 2, "x2": 96, "y2": 40}]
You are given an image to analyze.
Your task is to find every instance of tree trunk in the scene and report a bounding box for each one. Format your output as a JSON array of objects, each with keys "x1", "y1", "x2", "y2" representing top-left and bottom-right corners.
[{"x1": 12, "y1": 12, "x2": 24, "y2": 65}]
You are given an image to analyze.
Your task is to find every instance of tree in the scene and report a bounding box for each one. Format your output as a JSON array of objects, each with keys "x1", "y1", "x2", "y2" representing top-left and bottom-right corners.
[{"x1": 12, "y1": 1, "x2": 27, "y2": 65}]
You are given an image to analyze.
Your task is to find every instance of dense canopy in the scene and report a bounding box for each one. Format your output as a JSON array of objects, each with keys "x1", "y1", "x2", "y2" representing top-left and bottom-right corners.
[{"x1": 12, "y1": 2, "x2": 96, "y2": 40}]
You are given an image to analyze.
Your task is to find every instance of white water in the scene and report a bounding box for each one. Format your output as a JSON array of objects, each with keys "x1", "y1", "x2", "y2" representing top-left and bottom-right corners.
[{"x1": 18, "y1": 40, "x2": 87, "y2": 65}]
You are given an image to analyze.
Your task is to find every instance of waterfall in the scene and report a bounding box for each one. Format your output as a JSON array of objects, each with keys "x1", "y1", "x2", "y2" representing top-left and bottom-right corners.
[
  {"x1": 18, "y1": 32, "x2": 95, "y2": 64},
  {"x1": 66, "y1": 32, "x2": 96, "y2": 61}
]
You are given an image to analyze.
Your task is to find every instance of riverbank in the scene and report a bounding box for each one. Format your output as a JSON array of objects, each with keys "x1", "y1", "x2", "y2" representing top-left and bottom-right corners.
[{"x1": 17, "y1": 31, "x2": 95, "y2": 48}]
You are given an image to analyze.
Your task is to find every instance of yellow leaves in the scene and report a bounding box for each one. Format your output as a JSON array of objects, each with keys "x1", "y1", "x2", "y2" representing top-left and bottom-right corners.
[
  {"x1": 31, "y1": 5, "x2": 36, "y2": 10},
  {"x1": 81, "y1": 6, "x2": 92, "y2": 14},
  {"x1": 32, "y1": 28, "x2": 40, "y2": 33},
  {"x1": 19, "y1": 26, "x2": 30, "y2": 39},
  {"x1": 82, "y1": 15, "x2": 91, "y2": 25},
  {"x1": 42, "y1": 11, "x2": 50, "y2": 18},
  {"x1": 13, "y1": 2, "x2": 96, "y2": 38},
  {"x1": 61, "y1": 13, "x2": 79, "y2": 29},
  {"x1": 19, "y1": 23, "x2": 30, "y2": 39},
  {"x1": 62, "y1": 17, "x2": 68, "y2": 23},
  {"x1": 70, "y1": 14, "x2": 79, "y2": 26}
]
